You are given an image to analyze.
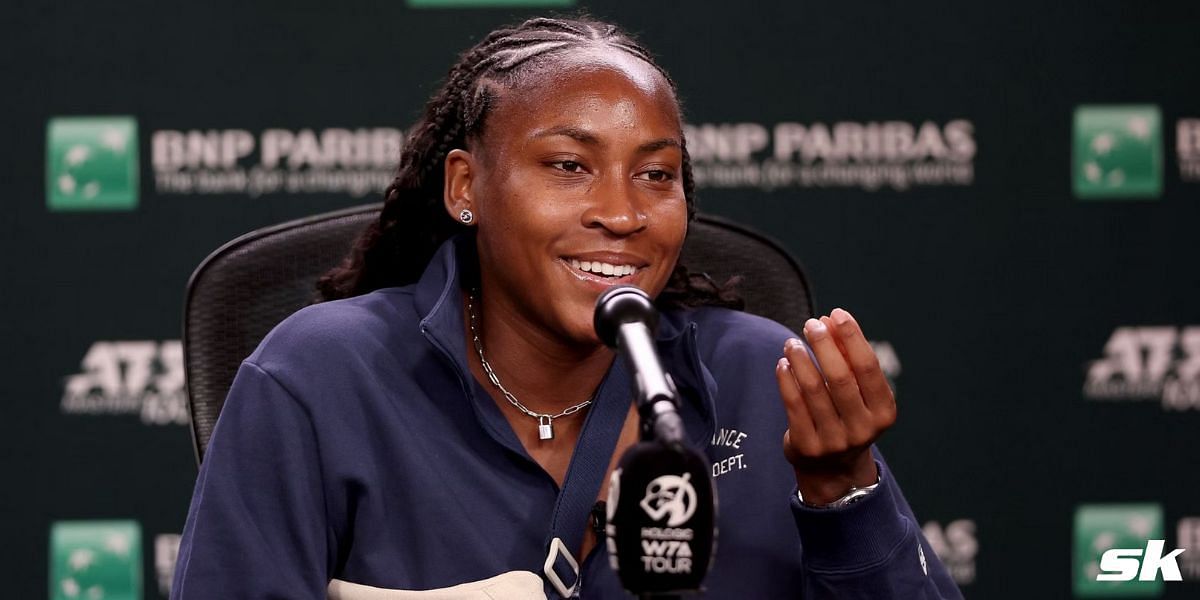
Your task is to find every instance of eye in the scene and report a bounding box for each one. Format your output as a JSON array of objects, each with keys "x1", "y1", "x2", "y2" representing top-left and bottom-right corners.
[
  {"x1": 551, "y1": 160, "x2": 585, "y2": 174},
  {"x1": 636, "y1": 169, "x2": 675, "y2": 182}
]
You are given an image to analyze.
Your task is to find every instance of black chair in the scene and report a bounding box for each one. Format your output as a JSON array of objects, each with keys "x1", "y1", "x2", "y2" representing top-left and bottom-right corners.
[{"x1": 182, "y1": 205, "x2": 815, "y2": 465}]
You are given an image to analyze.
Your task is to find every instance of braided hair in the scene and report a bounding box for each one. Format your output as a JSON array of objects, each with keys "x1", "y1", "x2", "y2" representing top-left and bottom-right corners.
[{"x1": 317, "y1": 16, "x2": 740, "y2": 309}]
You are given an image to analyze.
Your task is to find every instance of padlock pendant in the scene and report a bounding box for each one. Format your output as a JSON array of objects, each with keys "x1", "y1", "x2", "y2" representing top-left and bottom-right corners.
[{"x1": 538, "y1": 416, "x2": 554, "y2": 440}]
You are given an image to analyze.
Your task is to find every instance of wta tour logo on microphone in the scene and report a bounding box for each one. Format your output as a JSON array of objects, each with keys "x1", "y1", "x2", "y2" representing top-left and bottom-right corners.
[
  {"x1": 641, "y1": 473, "x2": 698, "y2": 527},
  {"x1": 634, "y1": 472, "x2": 699, "y2": 575},
  {"x1": 605, "y1": 444, "x2": 715, "y2": 593}
]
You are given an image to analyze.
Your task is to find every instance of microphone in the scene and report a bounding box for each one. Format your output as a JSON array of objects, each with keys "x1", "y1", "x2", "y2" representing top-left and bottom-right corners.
[
  {"x1": 594, "y1": 286, "x2": 684, "y2": 443},
  {"x1": 594, "y1": 286, "x2": 716, "y2": 598}
]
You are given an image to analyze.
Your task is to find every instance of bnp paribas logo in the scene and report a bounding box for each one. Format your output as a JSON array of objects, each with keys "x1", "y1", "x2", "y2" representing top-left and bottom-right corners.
[
  {"x1": 49, "y1": 521, "x2": 142, "y2": 600},
  {"x1": 1072, "y1": 105, "x2": 1162, "y2": 200},
  {"x1": 46, "y1": 116, "x2": 140, "y2": 211},
  {"x1": 1074, "y1": 504, "x2": 1186, "y2": 597}
]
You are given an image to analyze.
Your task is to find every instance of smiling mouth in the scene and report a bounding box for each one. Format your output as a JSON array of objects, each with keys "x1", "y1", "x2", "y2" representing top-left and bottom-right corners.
[{"x1": 566, "y1": 258, "x2": 640, "y2": 279}]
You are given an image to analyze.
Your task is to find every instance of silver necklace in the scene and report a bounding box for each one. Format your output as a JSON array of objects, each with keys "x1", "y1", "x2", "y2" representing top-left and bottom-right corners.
[{"x1": 467, "y1": 292, "x2": 593, "y2": 440}]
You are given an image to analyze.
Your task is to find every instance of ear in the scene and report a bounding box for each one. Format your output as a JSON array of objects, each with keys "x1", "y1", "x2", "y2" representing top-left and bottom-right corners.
[{"x1": 444, "y1": 149, "x2": 477, "y2": 225}]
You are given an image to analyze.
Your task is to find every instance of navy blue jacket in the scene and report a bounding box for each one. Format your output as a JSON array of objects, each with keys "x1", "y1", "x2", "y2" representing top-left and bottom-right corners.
[{"x1": 173, "y1": 235, "x2": 963, "y2": 599}]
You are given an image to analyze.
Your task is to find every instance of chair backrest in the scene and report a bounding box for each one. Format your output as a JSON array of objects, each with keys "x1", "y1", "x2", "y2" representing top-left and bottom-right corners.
[{"x1": 183, "y1": 205, "x2": 814, "y2": 465}]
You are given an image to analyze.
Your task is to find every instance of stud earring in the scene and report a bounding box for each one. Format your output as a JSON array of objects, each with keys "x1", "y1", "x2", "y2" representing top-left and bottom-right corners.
[{"x1": 459, "y1": 209, "x2": 474, "y2": 224}]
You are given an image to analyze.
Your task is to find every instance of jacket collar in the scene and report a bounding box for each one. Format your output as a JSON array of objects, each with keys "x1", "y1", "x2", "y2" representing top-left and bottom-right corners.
[{"x1": 413, "y1": 234, "x2": 718, "y2": 449}]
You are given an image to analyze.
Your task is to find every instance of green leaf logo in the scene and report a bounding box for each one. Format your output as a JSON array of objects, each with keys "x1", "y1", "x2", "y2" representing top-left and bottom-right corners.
[
  {"x1": 49, "y1": 521, "x2": 142, "y2": 600},
  {"x1": 1072, "y1": 106, "x2": 1162, "y2": 200},
  {"x1": 46, "y1": 116, "x2": 140, "y2": 211}
]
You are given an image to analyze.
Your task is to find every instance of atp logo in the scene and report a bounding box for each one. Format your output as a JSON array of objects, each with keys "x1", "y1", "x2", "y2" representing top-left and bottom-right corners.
[
  {"x1": 640, "y1": 473, "x2": 697, "y2": 527},
  {"x1": 1084, "y1": 326, "x2": 1200, "y2": 410},
  {"x1": 60, "y1": 340, "x2": 188, "y2": 426},
  {"x1": 46, "y1": 116, "x2": 140, "y2": 211}
]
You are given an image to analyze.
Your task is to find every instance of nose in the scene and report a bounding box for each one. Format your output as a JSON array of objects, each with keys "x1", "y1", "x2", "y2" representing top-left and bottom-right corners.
[{"x1": 581, "y1": 174, "x2": 648, "y2": 236}]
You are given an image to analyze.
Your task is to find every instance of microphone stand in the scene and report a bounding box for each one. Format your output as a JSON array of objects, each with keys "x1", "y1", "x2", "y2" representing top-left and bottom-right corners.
[{"x1": 595, "y1": 286, "x2": 714, "y2": 600}]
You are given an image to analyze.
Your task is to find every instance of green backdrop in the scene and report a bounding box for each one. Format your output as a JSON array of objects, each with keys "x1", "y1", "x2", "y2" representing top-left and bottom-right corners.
[{"x1": 3, "y1": 1, "x2": 1198, "y2": 598}]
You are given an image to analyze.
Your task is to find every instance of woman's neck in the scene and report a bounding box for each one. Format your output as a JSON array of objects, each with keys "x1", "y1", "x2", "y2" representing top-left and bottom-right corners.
[{"x1": 463, "y1": 289, "x2": 614, "y2": 415}]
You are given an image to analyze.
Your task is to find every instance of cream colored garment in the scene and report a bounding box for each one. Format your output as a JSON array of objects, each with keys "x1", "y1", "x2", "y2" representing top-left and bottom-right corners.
[{"x1": 326, "y1": 572, "x2": 547, "y2": 600}]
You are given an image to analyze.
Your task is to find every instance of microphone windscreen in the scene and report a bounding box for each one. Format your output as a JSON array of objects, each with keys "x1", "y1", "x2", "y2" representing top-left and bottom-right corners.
[
  {"x1": 594, "y1": 285, "x2": 658, "y2": 348},
  {"x1": 605, "y1": 441, "x2": 716, "y2": 595}
]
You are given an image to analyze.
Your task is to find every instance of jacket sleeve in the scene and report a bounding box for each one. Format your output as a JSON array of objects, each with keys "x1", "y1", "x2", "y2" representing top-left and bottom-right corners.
[
  {"x1": 172, "y1": 360, "x2": 332, "y2": 599},
  {"x1": 792, "y1": 447, "x2": 963, "y2": 599}
]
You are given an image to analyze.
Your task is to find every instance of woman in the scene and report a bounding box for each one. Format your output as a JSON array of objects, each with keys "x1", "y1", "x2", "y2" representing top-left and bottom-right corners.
[{"x1": 173, "y1": 16, "x2": 963, "y2": 599}]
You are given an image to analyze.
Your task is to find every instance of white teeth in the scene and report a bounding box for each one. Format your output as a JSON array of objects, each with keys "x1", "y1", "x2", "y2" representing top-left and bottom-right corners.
[{"x1": 568, "y1": 259, "x2": 639, "y2": 277}]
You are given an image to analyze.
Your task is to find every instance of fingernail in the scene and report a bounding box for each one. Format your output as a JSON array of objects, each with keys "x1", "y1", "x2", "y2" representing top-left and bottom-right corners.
[
  {"x1": 831, "y1": 308, "x2": 851, "y2": 326},
  {"x1": 778, "y1": 357, "x2": 790, "y2": 370},
  {"x1": 804, "y1": 318, "x2": 827, "y2": 339}
]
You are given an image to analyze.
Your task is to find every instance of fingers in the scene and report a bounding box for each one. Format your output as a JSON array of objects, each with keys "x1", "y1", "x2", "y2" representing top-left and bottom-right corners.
[
  {"x1": 782, "y1": 338, "x2": 840, "y2": 440},
  {"x1": 777, "y1": 309, "x2": 899, "y2": 480},
  {"x1": 801, "y1": 317, "x2": 871, "y2": 428},
  {"x1": 828, "y1": 308, "x2": 897, "y2": 420},
  {"x1": 775, "y1": 357, "x2": 819, "y2": 456}
]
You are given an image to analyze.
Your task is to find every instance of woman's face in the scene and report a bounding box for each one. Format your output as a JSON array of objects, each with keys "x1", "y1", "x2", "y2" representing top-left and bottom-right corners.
[{"x1": 452, "y1": 47, "x2": 688, "y2": 346}]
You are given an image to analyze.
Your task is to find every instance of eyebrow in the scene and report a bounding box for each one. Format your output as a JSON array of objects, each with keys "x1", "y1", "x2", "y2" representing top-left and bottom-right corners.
[{"x1": 534, "y1": 125, "x2": 681, "y2": 153}]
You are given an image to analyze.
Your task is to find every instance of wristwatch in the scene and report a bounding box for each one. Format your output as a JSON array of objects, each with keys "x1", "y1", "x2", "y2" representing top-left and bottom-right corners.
[{"x1": 796, "y1": 474, "x2": 881, "y2": 509}]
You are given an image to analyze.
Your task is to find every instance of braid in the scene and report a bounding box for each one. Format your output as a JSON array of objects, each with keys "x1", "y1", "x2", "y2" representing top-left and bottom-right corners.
[{"x1": 317, "y1": 16, "x2": 739, "y2": 310}]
